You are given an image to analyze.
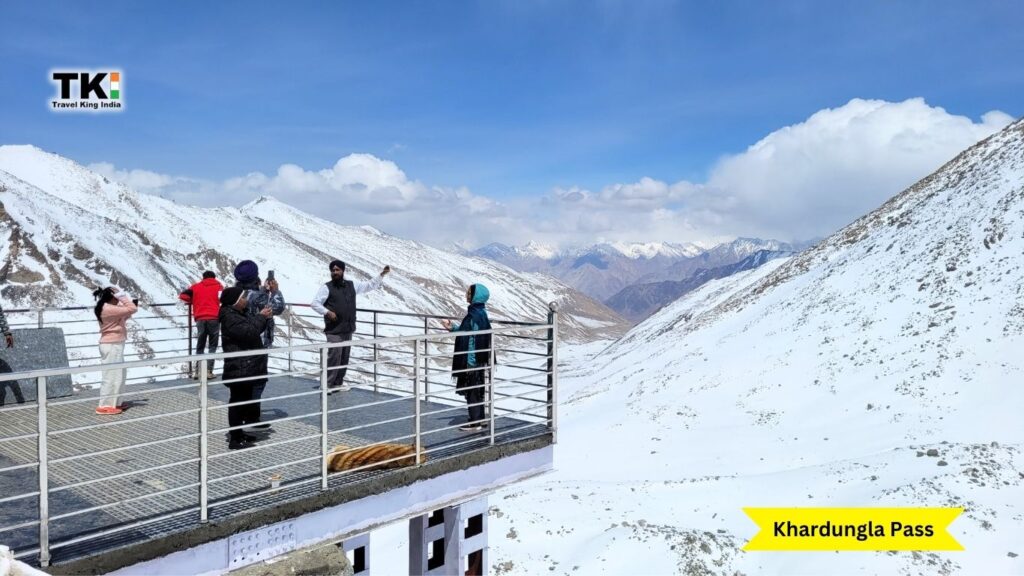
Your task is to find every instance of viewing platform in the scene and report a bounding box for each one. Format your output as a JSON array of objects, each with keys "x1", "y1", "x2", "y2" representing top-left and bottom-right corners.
[{"x1": 0, "y1": 304, "x2": 558, "y2": 575}]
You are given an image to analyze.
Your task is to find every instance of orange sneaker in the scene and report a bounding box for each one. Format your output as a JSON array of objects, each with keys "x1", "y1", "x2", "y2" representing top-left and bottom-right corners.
[{"x1": 95, "y1": 406, "x2": 124, "y2": 415}]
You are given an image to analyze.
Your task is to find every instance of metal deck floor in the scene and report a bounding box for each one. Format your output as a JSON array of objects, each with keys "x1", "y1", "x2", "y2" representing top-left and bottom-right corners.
[{"x1": 0, "y1": 375, "x2": 545, "y2": 565}]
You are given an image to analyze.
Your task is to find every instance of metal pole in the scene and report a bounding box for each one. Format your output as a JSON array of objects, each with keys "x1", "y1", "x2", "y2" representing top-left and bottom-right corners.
[
  {"x1": 372, "y1": 311, "x2": 379, "y2": 394},
  {"x1": 199, "y1": 360, "x2": 209, "y2": 523},
  {"x1": 423, "y1": 317, "x2": 429, "y2": 397},
  {"x1": 286, "y1": 309, "x2": 294, "y2": 373},
  {"x1": 320, "y1": 348, "x2": 329, "y2": 490},
  {"x1": 413, "y1": 340, "x2": 421, "y2": 465},
  {"x1": 187, "y1": 303, "x2": 194, "y2": 379},
  {"x1": 37, "y1": 376, "x2": 50, "y2": 567},
  {"x1": 547, "y1": 303, "x2": 558, "y2": 444},
  {"x1": 37, "y1": 309, "x2": 44, "y2": 328},
  {"x1": 488, "y1": 352, "x2": 495, "y2": 446}
]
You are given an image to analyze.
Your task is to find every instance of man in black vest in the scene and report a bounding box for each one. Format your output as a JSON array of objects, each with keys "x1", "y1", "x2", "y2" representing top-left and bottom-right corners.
[{"x1": 311, "y1": 260, "x2": 390, "y2": 391}]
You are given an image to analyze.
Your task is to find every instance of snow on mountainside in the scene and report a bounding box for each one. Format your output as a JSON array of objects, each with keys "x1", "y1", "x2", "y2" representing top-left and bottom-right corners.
[
  {"x1": 484, "y1": 119, "x2": 1024, "y2": 574},
  {"x1": 0, "y1": 145, "x2": 628, "y2": 372}
]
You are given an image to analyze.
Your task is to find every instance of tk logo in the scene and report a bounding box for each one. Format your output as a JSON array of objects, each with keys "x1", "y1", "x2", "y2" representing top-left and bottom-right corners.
[{"x1": 50, "y1": 70, "x2": 124, "y2": 112}]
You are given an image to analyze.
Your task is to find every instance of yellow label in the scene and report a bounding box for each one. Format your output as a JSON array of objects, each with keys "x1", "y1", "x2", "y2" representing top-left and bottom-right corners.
[{"x1": 743, "y1": 507, "x2": 964, "y2": 551}]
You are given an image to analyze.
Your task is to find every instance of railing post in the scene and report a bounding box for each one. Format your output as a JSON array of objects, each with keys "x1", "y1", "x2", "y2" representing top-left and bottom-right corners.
[
  {"x1": 423, "y1": 317, "x2": 429, "y2": 398},
  {"x1": 320, "y1": 348, "x2": 329, "y2": 490},
  {"x1": 187, "y1": 303, "x2": 194, "y2": 379},
  {"x1": 547, "y1": 303, "x2": 558, "y2": 444},
  {"x1": 372, "y1": 311, "x2": 379, "y2": 394},
  {"x1": 413, "y1": 339, "x2": 421, "y2": 465},
  {"x1": 488, "y1": 352, "x2": 495, "y2": 446},
  {"x1": 37, "y1": 376, "x2": 50, "y2": 567},
  {"x1": 286, "y1": 309, "x2": 294, "y2": 373},
  {"x1": 199, "y1": 360, "x2": 209, "y2": 523},
  {"x1": 37, "y1": 309, "x2": 44, "y2": 329}
]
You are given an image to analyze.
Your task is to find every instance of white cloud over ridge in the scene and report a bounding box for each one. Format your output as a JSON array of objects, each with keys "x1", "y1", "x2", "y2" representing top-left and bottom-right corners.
[{"x1": 91, "y1": 98, "x2": 1014, "y2": 248}]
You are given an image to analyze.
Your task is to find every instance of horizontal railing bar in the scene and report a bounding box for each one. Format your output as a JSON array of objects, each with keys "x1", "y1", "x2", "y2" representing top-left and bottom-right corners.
[
  {"x1": 216, "y1": 368, "x2": 320, "y2": 387},
  {"x1": 0, "y1": 324, "x2": 550, "y2": 382},
  {"x1": 0, "y1": 491, "x2": 41, "y2": 505},
  {"x1": 0, "y1": 402, "x2": 39, "y2": 415},
  {"x1": 324, "y1": 446, "x2": 423, "y2": 478},
  {"x1": 49, "y1": 407, "x2": 201, "y2": 437},
  {"x1": 0, "y1": 431, "x2": 40, "y2": 444},
  {"x1": 492, "y1": 376, "x2": 548, "y2": 387},
  {"x1": 494, "y1": 391, "x2": 548, "y2": 404},
  {"x1": 48, "y1": 506, "x2": 198, "y2": 552},
  {"x1": 50, "y1": 482, "x2": 201, "y2": 522},
  {"x1": 494, "y1": 348, "x2": 550, "y2": 357},
  {"x1": 0, "y1": 519, "x2": 42, "y2": 533},
  {"x1": 207, "y1": 432, "x2": 322, "y2": 461},
  {"x1": 0, "y1": 461, "x2": 40, "y2": 474},
  {"x1": 209, "y1": 409, "x2": 321, "y2": 435},
  {"x1": 209, "y1": 476, "x2": 320, "y2": 509},
  {"x1": 319, "y1": 434, "x2": 415, "y2": 458},
  {"x1": 418, "y1": 428, "x2": 494, "y2": 452},
  {"x1": 494, "y1": 361, "x2": 551, "y2": 372},
  {"x1": 499, "y1": 334, "x2": 550, "y2": 342},
  {"x1": 208, "y1": 454, "x2": 322, "y2": 485},
  {"x1": 51, "y1": 381, "x2": 201, "y2": 407},
  {"x1": 491, "y1": 405, "x2": 552, "y2": 421},
  {"x1": 50, "y1": 457, "x2": 200, "y2": 494},
  {"x1": 49, "y1": 432, "x2": 201, "y2": 465},
  {"x1": 324, "y1": 393, "x2": 412, "y2": 415},
  {"x1": 206, "y1": 388, "x2": 322, "y2": 413},
  {"x1": 333, "y1": 412, "x2": 417, "y2": 435}
]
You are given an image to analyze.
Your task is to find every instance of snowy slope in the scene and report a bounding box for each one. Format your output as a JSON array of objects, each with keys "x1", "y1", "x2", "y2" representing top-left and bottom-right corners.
[
  {"x1": 479, "y1": 120, "x2": 1024, "y2": 574},
  {"x1": 0, "y1": 146, "x2": 628, "y2": 378}
]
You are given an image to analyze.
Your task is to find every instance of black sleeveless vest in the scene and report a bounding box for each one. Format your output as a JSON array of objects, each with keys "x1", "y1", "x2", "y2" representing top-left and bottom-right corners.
[{"x1": 323, "y1": 280, "x2": 357, "y2": 334}]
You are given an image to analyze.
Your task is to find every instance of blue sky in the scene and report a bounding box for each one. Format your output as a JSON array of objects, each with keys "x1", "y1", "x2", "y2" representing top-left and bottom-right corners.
[{"x1": 2, "y1": 1, "x2": 1022, "y2": 246}]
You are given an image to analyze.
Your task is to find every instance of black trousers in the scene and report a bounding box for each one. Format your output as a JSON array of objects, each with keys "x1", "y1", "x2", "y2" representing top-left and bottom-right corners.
[
  {"x1": 461, "y1": 370, "x2": 487, "y2": 424},
  {"x1": 326, "y1": 332, "x2": 353, "y2": 387},
  {"x1": 226, "y1": 382, "x2": 258, "y2": 441}
]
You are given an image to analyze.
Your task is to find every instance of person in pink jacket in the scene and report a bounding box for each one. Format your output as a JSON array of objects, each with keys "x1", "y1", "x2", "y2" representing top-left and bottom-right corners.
[{"x1": 92, "y1": 286, "x2": 139, "y2": 415}]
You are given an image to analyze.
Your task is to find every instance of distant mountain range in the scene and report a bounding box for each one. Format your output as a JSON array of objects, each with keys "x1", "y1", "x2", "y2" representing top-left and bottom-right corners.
[
  {"x1": 604, "y1": 249, "x2": 794, "y2": 322},
  {"x1": 463, "y1": 238, "x2": 817, "y2": 316}
]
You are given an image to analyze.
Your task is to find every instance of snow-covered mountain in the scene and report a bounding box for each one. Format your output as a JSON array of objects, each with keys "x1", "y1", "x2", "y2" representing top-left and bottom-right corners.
[
  {"x1": 468, "y1": 238, "x2": 795, "y2": 301},
  {"x1": 0, "y1": 145, "x2": 629, "y2": 374},
  {"x1": 483, "y1": 119, "x2": 1024, "y2": 574},
  {"x1": 605, "y1": 249, "x2": 793, "y2": 322}
]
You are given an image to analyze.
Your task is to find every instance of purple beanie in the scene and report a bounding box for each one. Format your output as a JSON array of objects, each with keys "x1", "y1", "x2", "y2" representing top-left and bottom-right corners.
[{"x1": 233, "y1": 260, "x2": 259, "y2": 283}]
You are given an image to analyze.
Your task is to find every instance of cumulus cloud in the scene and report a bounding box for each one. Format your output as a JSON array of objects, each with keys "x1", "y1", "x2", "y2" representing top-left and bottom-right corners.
[
  {"x1": 526, "y1": 98, "x2": 1013, "y2": 244},
  {"x1": 92, "y1": 98, "x2": 1014, "y2": 248},
  {"x1": 703, "y1": 98, "x2": 1014, "y2": 238}
]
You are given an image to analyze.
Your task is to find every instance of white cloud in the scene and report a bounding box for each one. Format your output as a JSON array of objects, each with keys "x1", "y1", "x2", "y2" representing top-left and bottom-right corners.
[
  {"x1": 703, "y1": 98, "x2": 1014, "y2": 238},
  {"x1": 92, "y1": 98, "x2": 1014, "y2": 248}
]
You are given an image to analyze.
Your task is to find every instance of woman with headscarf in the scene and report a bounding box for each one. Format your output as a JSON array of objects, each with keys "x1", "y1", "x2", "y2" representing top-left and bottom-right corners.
[
  {"x1": 93, "y1": 286, "x2": 139, "y2": 415},
  {"x1": 442, "y1": 283, "x2": 492, "y2": 432}
]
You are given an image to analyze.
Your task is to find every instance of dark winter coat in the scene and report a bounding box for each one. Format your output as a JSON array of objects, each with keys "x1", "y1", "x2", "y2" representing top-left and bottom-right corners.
[
  {"x1": 450, "y1": 284, "x2": 492, "y2": 395},
  {"x1": 219, "y1": 305, "x2": 269, "y2": 388}
]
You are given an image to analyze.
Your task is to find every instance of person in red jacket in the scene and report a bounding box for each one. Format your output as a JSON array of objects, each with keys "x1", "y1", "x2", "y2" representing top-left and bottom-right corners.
[{"x1": 179, "y1": 271, "x2": 224, "y2": 379}]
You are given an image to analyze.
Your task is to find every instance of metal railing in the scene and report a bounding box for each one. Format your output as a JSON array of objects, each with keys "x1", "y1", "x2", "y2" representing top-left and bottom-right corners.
[{"x1": 0, "y1": 302, "x2": 559, "y2": 567}]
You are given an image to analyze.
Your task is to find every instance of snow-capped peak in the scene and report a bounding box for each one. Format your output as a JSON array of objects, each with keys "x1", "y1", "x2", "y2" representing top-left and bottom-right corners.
[{"x1": 516, "y1": 240, "x2": 559, "y2": 260}]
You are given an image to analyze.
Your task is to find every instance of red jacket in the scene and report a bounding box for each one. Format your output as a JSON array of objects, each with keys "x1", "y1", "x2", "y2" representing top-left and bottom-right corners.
[{"x1": 179, "y1": 278, "x2": 223, "y2": 321}]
